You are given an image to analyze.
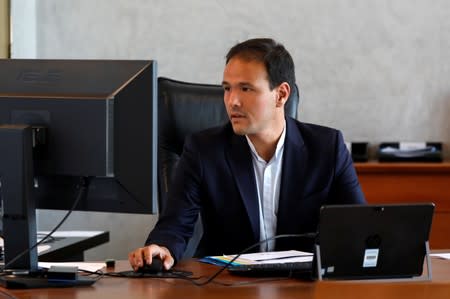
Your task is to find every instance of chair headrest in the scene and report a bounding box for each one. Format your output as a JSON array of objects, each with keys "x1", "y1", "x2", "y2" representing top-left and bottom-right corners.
[{"x1": 158, "y1": 77, "x2": 299, "y2": 129}]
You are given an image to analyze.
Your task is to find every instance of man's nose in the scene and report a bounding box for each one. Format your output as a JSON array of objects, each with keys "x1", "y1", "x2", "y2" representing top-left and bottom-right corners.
[{"x1": 227, "y1": 90, "x2": 241, "y2": 107}]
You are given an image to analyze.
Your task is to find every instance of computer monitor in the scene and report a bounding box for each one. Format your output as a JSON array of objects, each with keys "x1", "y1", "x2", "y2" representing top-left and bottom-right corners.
[{"x1": 0, "y1": 59, "x2": 158, "y2": 271}]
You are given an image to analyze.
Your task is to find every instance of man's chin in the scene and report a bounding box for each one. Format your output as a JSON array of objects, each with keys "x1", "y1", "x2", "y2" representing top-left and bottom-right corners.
[{"x1": 231, "y1": 125, "x2": 247, "y2": 136}]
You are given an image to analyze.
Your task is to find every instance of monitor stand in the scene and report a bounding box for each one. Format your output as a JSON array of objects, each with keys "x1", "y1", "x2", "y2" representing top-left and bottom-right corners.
[
  {"x1": 0, "y1": 125, "x2": 38, "y2": 271},
  {"x1": 0, "y1": 270, "x2": 97, "y2": 289},
  {"x1": 0, "y1": 126, "x2": 97, "y2": 289}
]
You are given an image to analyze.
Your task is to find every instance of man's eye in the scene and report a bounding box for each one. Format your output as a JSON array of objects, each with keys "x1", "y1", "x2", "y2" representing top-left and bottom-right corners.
[
  {"x1": 223, "y1": 86, "x2": 230, "y2": 91},
  {"x1": 242, "y1": 87, "x2": 250, "y2": 92}
]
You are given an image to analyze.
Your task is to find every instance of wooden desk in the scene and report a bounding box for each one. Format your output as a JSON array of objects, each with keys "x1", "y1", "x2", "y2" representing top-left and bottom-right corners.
[
  {"x1": 355, "y1": 162, "x2": 450, "y2": 249},
  {"x1": 3, "y1": 258, "x2": 450, "y2": 299}
]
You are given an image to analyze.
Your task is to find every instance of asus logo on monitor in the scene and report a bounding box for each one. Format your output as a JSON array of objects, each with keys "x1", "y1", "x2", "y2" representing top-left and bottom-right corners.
[{"x1": 16, "y1": 70, "x2": 62, "y2": 84}]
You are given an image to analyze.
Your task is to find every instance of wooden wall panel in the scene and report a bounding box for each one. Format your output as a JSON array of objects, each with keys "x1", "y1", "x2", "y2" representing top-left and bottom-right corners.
[{"x1": 356, "y1": 162, "x2": 450, "y2": 249}]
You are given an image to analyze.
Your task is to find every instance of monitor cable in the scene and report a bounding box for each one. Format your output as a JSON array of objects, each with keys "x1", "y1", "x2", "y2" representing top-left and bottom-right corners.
[
  {"x1": 1, "y1": 176, "x2": 92, "y2": 272},
  {"x1": 183, "y1": 232, "x2": 317, "y2": 286},
  {"x1": 100, "y1": 232, "x2": 317, "y2": 286}
]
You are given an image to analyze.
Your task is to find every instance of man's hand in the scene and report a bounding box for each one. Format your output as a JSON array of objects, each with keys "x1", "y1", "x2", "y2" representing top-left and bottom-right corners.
[{"x1": 128, "y1": 244, "x2": 174, "y2": 271}]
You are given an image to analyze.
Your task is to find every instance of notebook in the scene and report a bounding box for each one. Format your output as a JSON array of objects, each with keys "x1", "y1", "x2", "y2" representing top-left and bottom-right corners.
[
  {"x1": 223, "y1": 250, "x2": 314, "y2": 276},
  {"x1": 316, "y1": 203, "x2": 435, "y2": 280}
]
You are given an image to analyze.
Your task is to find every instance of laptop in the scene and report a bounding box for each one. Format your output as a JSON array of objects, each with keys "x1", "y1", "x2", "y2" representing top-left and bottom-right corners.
[
  {"x1": 228, "y1": 203, "x2": 434, "y2": 279},
  {"x1": 316, "y1": 203, "x2": 434, "y2": 280},
  {"x1": 226, "y1": 250, "x2": 314, "y2": 277}
]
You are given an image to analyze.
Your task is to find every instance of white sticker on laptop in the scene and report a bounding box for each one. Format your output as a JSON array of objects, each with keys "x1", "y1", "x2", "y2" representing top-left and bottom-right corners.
[{"x1": 363, "y1": 249, "x2": 379, "y2": 268}]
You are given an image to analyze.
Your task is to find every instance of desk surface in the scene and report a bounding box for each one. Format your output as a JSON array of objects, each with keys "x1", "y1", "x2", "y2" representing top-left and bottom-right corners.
[{"x1": 3, "y1": 256, "x2": 450, "y2": 299}]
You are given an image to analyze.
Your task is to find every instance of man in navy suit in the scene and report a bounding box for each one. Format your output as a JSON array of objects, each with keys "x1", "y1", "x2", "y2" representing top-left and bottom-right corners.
[{"x1": 129, "y1": 38, "x2": 366, "y2": 271}]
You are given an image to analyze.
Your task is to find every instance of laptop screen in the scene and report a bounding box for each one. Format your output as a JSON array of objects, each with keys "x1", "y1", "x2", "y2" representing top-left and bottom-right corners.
[{"x1": 316, "y1": 203, "x2": 434, "y2": 280}]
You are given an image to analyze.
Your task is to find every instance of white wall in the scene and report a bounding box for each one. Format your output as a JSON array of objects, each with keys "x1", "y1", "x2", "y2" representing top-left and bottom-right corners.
[
  {"x1": 10, "y1": 0, "x2": 36, "y2": 57},
  {"x1": 11, "y1": 0, "x2": 450, "y2": 261}
]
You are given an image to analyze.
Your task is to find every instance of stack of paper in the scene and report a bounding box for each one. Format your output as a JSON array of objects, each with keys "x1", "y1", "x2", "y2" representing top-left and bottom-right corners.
[{"x1": 199, "y1": 250, "x2": 313, "y2": 266}]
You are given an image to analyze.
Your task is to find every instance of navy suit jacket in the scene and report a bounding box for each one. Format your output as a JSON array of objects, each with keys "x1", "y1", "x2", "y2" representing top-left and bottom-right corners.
[{"x1": 146, "y1": 117, "x2": 366, "y2": 262}]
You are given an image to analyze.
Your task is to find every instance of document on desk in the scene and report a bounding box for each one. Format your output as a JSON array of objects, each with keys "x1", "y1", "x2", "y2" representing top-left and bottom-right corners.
[
  {"x1": 200, "y1": 250, "x2": 313, "y2": 266},
  {"x1": 430, "y1": 253, "x2": 450, "y2": 260}
]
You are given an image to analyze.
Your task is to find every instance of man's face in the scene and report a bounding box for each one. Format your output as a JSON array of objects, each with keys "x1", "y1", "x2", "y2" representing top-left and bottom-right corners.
[{"x1": 222, "y1": 57, "x2": 279, "y2": 137}]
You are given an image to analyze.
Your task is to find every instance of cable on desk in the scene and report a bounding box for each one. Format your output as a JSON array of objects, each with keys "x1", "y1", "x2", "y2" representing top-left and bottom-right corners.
[
  {"x1": 1, "y1": 177, "x2": 92, "y2": 273},
  {"x1": 76, "y1": 269, "x2": 104, "y2": 282},
  {"x1": 99, "y1": 233, "x2": 316, "y2": 287},
  {"x1": 80, "y1": 268, "x2": 200, "y2": 280},
  {"x1": 181, "y1": 233, "x2": 317, "y2": 286},
  {"x1": 85, "y1": 267, "x2": 291, "y2": 287},
  {"x1": 0, "y1": 289, "x2": 19, "y2": 299}
]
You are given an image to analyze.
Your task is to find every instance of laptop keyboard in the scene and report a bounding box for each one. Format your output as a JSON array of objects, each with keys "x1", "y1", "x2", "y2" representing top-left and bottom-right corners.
[{"x1": 228, "y1": 261, "x2": 313, "y2": 276}]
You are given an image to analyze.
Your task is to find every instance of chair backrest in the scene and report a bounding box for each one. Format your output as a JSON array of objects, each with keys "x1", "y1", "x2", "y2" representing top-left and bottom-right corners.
[{"x1": 157, "y1": 76, "x2": 300, "y2": 212}]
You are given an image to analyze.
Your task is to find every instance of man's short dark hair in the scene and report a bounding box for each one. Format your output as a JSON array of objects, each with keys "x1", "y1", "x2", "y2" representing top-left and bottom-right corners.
[{"x1": 225, "y1": 38, "x2": 296, "y2": 90}]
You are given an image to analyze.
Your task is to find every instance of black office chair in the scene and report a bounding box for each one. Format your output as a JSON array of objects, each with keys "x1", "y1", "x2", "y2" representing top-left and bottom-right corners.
[{"x1": 157, "y1": 77, "x2": 300, "y2": 258}]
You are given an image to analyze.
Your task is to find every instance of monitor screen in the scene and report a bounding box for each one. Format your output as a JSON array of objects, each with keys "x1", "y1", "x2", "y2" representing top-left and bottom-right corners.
[{"x1": 0, "y1": 59, "x2": 158, "y2": 270}]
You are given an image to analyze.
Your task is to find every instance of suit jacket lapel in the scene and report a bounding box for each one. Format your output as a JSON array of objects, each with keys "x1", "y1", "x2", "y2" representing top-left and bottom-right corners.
[
  {"x1": 277, "y1": 118, "x2": 307, "y2": 234},
  {"x1": 226, "y1": 133, "x2": 260, "y2": 242}
]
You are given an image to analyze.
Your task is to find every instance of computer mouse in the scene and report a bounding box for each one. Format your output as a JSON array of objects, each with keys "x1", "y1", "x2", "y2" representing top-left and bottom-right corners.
[{"x1": 137, "y1": 256, "x2": 165, "y2": 274}]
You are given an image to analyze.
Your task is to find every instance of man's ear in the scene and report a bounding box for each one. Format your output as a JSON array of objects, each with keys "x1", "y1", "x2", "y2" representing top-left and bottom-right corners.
[{"x1": 275, "y1": 82, "x2": 291, "y2": 107}]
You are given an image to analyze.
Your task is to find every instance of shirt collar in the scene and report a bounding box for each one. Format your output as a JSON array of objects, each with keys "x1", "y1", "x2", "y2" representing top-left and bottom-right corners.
[{"x1": 245, "y1": 121, "x2": 286, "y2": 163}]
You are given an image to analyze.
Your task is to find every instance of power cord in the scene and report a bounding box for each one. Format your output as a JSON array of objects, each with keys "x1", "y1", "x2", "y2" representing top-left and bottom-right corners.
[
  {"x1": 183, "y1": 233, "x2": 317, "y2": 286},
  {"x1": 100, "y1": 233, "x2": 317, "y2": 286},
  {"x1": 1, "y1": 176, "x2": 92, "y2": 272}
]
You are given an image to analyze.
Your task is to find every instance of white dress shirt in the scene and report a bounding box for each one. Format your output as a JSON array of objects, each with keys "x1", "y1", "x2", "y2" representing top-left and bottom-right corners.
[{"x1": 246, "y1": 124, "x2": 286, "y2": 251}]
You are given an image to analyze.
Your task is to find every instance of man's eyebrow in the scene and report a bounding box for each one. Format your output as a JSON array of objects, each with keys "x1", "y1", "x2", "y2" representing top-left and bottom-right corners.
[{"x1": 221, "y1": 81, "x2": 254, "y2": 87}]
